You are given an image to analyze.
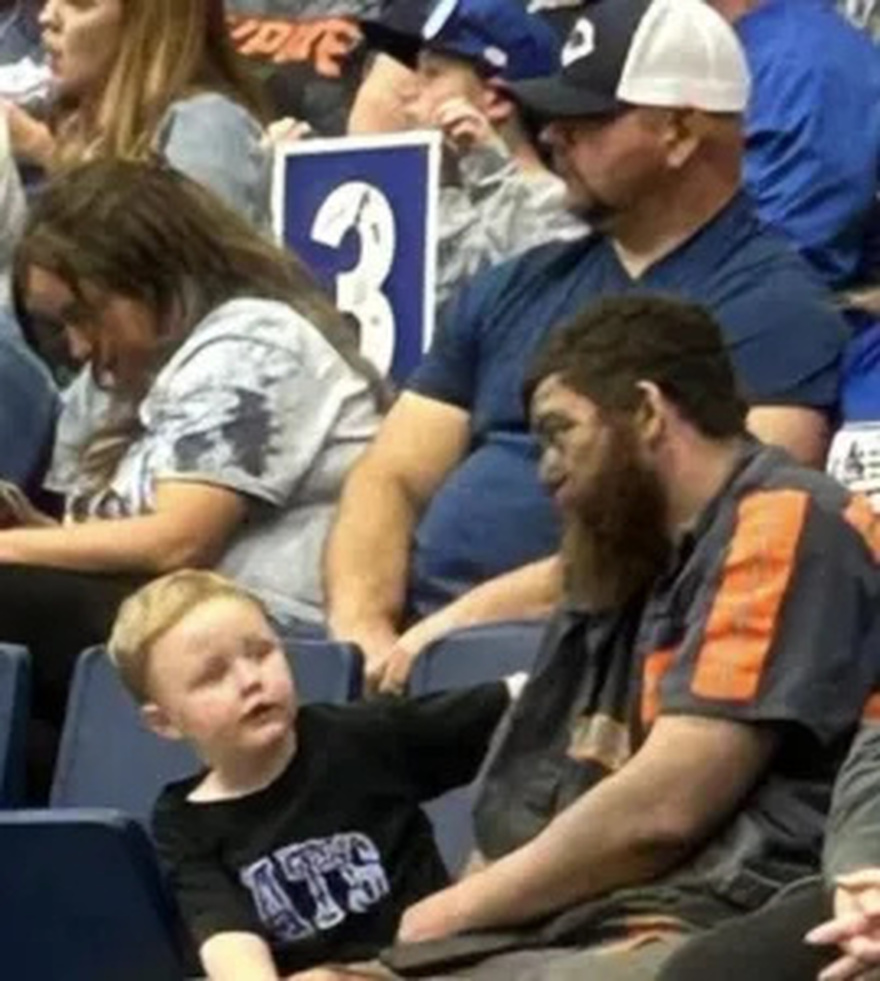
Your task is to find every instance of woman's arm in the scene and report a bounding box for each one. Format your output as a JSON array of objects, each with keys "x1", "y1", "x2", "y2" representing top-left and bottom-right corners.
[{"x1": 0, "y1": 480, "x2": 246, "y2": 574}]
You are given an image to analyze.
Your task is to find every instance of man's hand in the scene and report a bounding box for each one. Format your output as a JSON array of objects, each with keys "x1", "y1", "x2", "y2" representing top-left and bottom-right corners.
[
  {"x1": 331, "y1": 619, "x2": 402, "y2": 696},
  {"x1": 377, "y1": 616, "x2": 450, "y2": 696},
  {"x1": 397, "y1": 884, "x2": 473, "y2": 944},
  {"x1": 806, "y1": 870, "x2": 880, "y2": 979},
  {"x1": 433, "y1": 98, "x2": 504, "y2": 156}
]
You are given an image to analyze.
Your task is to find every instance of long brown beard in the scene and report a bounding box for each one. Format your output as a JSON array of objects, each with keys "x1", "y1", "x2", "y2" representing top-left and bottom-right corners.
[{"x1": 562, "y1": 424, "x2": 672, "y2": 611}]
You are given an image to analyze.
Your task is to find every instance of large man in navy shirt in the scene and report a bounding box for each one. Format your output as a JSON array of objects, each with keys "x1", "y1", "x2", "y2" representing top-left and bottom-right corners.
[{"x1": 325, "y1": 0, "x2": 850, "y2": 691}]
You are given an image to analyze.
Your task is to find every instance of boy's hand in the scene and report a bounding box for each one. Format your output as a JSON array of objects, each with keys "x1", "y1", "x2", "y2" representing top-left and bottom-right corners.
[
  {"x1": 433, "y1": 98, "x2": 503, "y2": 157},
  {"x1": 806, "y1": 870, "x2": 880, "y2": 979}
]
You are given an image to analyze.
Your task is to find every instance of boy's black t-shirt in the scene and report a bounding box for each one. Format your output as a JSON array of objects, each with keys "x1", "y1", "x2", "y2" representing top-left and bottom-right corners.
[{"x1": 153, "y1": 684, "x2": 508, "y2": 973}]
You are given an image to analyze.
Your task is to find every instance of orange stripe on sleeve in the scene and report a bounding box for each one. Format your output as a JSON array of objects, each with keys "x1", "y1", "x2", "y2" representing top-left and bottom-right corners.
[
  {"x1": 844, "y1": 494, "x2": 880, "y2": 563},
  {"x1": 641, "y1": 648, "x2": 676, "y2": 727},
  {"x1": 692, "y1": 490, "x2": 808, "y2": 703},
  {"x1": 862, "y1": 692, "x2": 880, "y2": 723}
]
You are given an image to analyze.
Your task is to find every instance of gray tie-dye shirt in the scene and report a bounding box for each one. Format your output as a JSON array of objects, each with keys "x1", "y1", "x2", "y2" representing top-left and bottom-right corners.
[{"x1": 47, "y1": 298, "x2": 380, "y2": 623}]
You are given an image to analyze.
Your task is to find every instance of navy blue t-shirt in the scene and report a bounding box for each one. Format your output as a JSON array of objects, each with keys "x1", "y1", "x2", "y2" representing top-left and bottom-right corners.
[
  {"x1": 738, "y1": 0, "x2": 880, "y2": 290},
  {"x1": 406, "y1": 193, "x2": 848, "y2": 615}
]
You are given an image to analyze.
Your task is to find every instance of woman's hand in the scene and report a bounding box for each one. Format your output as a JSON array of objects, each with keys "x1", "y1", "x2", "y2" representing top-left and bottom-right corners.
[
  {"x1": 0, "y1": 482, "x2": 58, "y2": 529},
  {"x1": 3, "y1": 102, "x2": 54, "y2": 168}
]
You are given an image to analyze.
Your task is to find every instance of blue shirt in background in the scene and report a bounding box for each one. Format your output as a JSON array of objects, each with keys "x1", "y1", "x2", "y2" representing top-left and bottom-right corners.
[
  {"x1": 738, "y1": 0, "x2": 880, "y2": 289},
  {"x1": 406, "y1": 194, "x2": 848, "y2": 615},
  {"x1": 0, "y1": 314, "x2": 58, "y2": 493}
]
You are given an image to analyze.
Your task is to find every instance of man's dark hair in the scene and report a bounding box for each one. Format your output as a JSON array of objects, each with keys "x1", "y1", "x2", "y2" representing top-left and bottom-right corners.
[{"x1": 524, "y1": 294, "x2": 749, "y2": 439}]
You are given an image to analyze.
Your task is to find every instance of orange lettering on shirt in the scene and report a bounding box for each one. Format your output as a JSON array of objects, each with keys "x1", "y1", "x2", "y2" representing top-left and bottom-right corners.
[
  {"x1": 641, "y1": 648, "x2": 676, "y2": 727},
  {"x1": 234, "y1": 20, "x2": 296, "y2": 60},
  {"x1": 692, "y1": 490, "x2": 808, "y2": 703}
]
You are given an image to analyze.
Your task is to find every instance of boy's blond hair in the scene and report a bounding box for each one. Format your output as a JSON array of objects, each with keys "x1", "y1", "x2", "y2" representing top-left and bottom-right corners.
[{"x1": 108, "y1": 570, "x2": 267, "y2": 704}]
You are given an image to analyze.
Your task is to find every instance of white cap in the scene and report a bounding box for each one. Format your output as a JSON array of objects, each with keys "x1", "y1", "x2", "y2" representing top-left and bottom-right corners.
[{"x1": 511, "y1": 0, "x2": 751, "y2": 120}]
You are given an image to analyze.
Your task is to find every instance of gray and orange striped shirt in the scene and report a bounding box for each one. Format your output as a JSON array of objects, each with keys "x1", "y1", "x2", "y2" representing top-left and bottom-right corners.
[{"x1": 476, "y1": 441, "x2": 880, "y2": 940}]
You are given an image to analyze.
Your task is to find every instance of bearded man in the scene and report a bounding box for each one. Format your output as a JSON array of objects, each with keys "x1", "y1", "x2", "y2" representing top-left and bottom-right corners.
[{"x1": 377, "y1": 295, "x2": 880, "y2": 981}]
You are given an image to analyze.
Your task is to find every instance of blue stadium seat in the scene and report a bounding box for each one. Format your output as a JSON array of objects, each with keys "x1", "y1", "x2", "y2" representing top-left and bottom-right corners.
[
  {"x1": 50, "y1": 638, "x2": 363, "y2": 822},
  {"x1": 0, "y1": 644, "x2": 29, "y2": 807},
  {"x1": 408, "y1": 621, "x2": 547, "y2": 875},
  {"x1": 0, "y1": 809, "x2": 187, "y2": 981}
]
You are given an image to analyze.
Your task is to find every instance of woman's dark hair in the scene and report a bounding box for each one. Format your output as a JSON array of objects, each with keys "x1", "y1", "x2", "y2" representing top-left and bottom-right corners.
[
  {"x1": 524, "y1": 294, "x2": 749, "y2": 439},
  {"x1": 16, "y1": 158, "x2": 389, "y2": 484}
]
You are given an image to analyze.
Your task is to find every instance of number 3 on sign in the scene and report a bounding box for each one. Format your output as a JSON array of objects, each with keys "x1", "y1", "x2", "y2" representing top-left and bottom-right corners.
[{"x1": 311, "y1": 181, "x2": 397, "y2": 375}]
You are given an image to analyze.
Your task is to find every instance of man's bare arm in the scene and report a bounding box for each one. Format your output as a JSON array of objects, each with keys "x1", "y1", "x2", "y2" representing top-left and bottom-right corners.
[
  {"x1": 379, "y1": 556, "x2": 561, "y2": 693},
  {"x1": 399, "y1": 714, "x2": 777, "y2": 941},
  {"x1": 324, "y1": 392, "x2": 470, "y2": 685}
]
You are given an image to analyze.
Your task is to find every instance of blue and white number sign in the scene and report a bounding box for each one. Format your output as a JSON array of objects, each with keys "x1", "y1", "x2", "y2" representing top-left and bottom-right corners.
[{"x1": 273, "y1": 132, "x2": 441, "y2": 381}]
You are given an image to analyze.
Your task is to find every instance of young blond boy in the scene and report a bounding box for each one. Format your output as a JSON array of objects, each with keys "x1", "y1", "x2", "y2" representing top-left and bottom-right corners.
[{"x1": 108, "y1": 571, "x2": 512, "y2": 981}]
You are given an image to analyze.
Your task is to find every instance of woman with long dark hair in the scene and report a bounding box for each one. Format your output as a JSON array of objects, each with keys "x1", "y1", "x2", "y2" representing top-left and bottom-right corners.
[{"x1": 3, "y1": 158, "x2": 386, "y2": 791}]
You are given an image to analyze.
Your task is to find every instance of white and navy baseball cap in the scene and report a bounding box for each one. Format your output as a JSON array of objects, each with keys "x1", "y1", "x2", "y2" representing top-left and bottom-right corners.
[
  {"x1": 362, "y1": 0, "x2": 561, "y2": 82},
  {"x1": 510, "y1": 0, "x2": 750, "y2": 120}
]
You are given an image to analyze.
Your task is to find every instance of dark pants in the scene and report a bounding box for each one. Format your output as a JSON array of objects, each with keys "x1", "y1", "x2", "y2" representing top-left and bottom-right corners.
[
  {"x1": 0, "y1": 563, "x2": 149, "y2": 799},
  {"x1": 658, "y1": 882, "x2": 834, "y2": 981}
]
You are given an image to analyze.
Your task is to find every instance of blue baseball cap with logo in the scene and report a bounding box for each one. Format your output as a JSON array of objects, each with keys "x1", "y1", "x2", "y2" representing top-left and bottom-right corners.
[{"x1": 361, "y1": 0, "x2": 562, "y2": 82}]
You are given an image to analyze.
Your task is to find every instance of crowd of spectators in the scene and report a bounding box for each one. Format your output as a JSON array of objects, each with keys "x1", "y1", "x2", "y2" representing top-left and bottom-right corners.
[{"x1": 2, "y1": 0, "x2": 880, "y2": 979}]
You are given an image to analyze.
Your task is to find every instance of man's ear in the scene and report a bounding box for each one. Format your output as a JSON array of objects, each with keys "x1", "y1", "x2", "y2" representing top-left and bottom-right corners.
[
  {"x1": 635, "y1": 381, "x2": 666, "y2": 447},
  {"x1": 141, "y1": 702, "x2": 183, "y2": 742},
  {"x1": 661, "y1": 109, "x2": 702, "y2": 170}
]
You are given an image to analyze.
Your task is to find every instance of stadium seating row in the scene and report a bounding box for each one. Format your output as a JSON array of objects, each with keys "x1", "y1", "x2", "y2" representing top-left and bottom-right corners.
[{"x1": 0, "y1": 621, "x2": 547, "y2": 981}]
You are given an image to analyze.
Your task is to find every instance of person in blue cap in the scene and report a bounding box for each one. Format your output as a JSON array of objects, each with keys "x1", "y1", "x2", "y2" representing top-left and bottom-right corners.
[{"x1": 352, "y1": 0, "x2": 585, "y2": 309}]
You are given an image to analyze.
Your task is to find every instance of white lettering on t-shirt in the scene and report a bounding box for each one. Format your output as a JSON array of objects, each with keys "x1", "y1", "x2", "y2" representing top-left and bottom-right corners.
[
  {"x1": 240, "y1": 858, "x2": 316, "y2": 942},
  {"x1": 239, "y1": 832, "x2": 391, "y2": 944}
]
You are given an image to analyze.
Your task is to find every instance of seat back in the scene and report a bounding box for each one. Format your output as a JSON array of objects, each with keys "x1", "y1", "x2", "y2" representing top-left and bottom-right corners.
[
  {"x1": 408, "y1": 621, "x2": 546, "y2": 875},
  {"x1": 51, "y1": 638, "x2": 362, "y2": 821},
  {"x1": 0, "y1": 809, "x2": 186, "y2": 981},
  {"x1": 0, "y1": 644, "x2": 29, "y2": 806}
]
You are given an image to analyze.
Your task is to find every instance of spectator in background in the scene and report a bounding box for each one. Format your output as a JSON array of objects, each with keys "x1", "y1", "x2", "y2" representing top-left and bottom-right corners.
[
  {"x1": 711, "y1": 0, "x2": 880, "y2": 427},
  {"x1": 0, "y1": 0, "x2": 50, "y2": 107},
  {"x1": 324, "y1": 0, "x2": 850, "y2": 692},
  {"x1": 3, "y1": 160, "x2": 384, "y2": 792},
  {"x1": 712, "y1": 0, "x2": 880, "y2": 294},
  {"x1": 353, "y1": 0, "x2": 585, "y2": 309},
  {"x1": 8, "y1": 0, "x2": 271, "y2": 228}
]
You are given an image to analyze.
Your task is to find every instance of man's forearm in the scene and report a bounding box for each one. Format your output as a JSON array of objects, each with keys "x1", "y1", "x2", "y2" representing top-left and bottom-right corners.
[
  {"x1": 324, "y1": 463, "x2": 419, "y2": 637},
  {"x1": 398, "y1": 557, "x2": 561, "y2": 656},
  {"x1": 401, "y1": 718, "x2": 775, "y2": 940},
  {"x1": 438, "y1": 761, "x2": 694, "y2": 932}
]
